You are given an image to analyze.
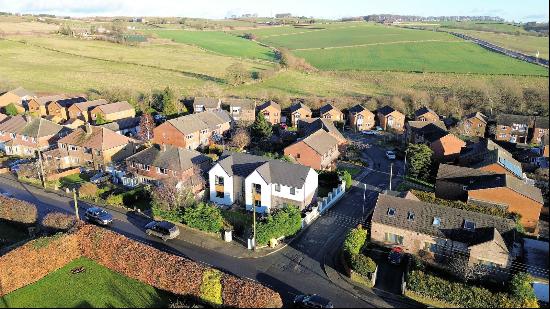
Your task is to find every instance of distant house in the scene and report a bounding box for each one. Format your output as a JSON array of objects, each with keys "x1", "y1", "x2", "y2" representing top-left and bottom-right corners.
[
  {"x1": 541, "y1": 134, "x2": 550, "y2": 158},
  {"x1": 458, "y1": 112, "x2": 488, "y2": 138},
  {"x1": 63, "y1": 118, "x2": 86, "y2": 130},
  {"x1": 405, "y1": 120, "x2": 447, "y2": 144},
  {"x1": 0, "y1": 87, "x2": 35, "y2": 113},
  {"x1": 459, "y1": 139, "x2": 523, "y2": 179},
  {"x1": 46, "y1": 96, "x2": 88, "y2": 121},
  {"x1": 319, "y1": 104, "x2": 344, "y2": 122},
  {"x1": 405, "y1": 121, "x2": 465, "y2": 162},
  {"x1": 289, "y1": 103, "x2": 312, "y2": 127},
  {"x1": 193, "y1": 97, "x2": 221, "y2": 113},
  {"x1": 532, "y1": 117, "x2": 549, "y2": 145},
  {"x1": 44, "y1": 124, "x2": 137, "y2": 171},
  {"x1": 436, "y1": 164, "x2": 544, "y2": 234},
  {"x1": 414, "y1": 106, "x2": 440, "y2": 122},
  {"x1": 209, "y1": 152, "x2": 318, "y2": 213},
  {"x1": 27, "y1": 95, "x2": 67, "y2": 117},
  {"x1": 67, "y1": 99, "x2": 109, "y2": 122},
  {"x1": 284, "y1": 130, "x2": 340, "y2": 171},
  {"x1": 90, "y1": 101, "x2": 136, "y2": 123},
  {"x1": 0, "y1": 116, "x2": 68, "y2": 157},
  {"x1": 495, "y1": 114, "x2": 532, "y2": 144},
  {"x1": 225, "y1": 98, "x2": 256, "y2": 123},
  {"x1": 371, "y1": 193, "x2": 517, "y2": 278},
  {"x1": 124, "y1": 144, "x2": 211, "y2": 190},
  {"x1": 347, "y1": 105, "x2": 375, "y2": 132},
  {"x1": 153, "y1": 111, "x2": 231, "y2": 150},
  {"x1": 377, "y1": 105, "x2": 405, "y2": 132},
  {"x1": 257, "y1": 101, "x2": 281, "y2": 125},
  {"x1": 99, "y1": 117, "x2": 141, "y2": 136},
  {"x1": 298, "y1": 118, "x2": 347, "y2": 145}
]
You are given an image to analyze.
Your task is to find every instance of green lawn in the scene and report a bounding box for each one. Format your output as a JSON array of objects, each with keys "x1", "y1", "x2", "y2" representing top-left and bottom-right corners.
[
  {"x1": 59, "y1": 173, "x2": 91, "y2": 188},
  {"x1": 150, "y1": 30, "x2": 276, "y2": 61},
  {"x1": 0, "y1": 257, "x2": 171, "y2": 308},
  {"x1": 338, "y1": 166, "x2": 362, "y2": 177}
]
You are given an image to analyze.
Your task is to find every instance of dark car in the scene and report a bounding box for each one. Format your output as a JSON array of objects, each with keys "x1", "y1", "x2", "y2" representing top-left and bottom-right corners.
[
  {"x1": 293, "y1": 294, "x2": 334, "y2": 308},
  {"x1": 84, "y1": 207, "x2": 113, "y2": 226},
  {"x1": 388, "y1": 247, "x2": 404, "y2": 265},
  {"x1": 145, "y1": 221, "x2": 180, "y2": 241}
]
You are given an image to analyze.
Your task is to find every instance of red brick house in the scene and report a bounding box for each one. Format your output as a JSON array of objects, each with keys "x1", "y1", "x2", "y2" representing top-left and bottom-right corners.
[
  {"x1": 45, "y1": 96, "x2": 88, "y2": 121},
  {"x1": 319, "y1": 104, "x2": 344, "y2": 122},
  {"x1": 284, "y1": 130, "x2": 340, "y2": 170},
  {"x1": 193, "y1": 97, "x2": 221, "y2": 113},
  {"x1": 495, "y1": 114, "x2": 531, "y2": 144},
  {"x1": 347, "y1": 105, "x2": 375, "y2": 132},
  {"x1": 0, "y1": 87, "x2": 35, "y2": 113},
  {"x1": 458, "y1": 112, "x2": 488, "y2": 138},
  {"x1": 289, "y1": 103, "x2": 312, "y2": 127},
  {"x1": 377, "y1": 105, "x2": 405, "y2": 132},
  {"x1": 256, "y1": 101, "x2": 281, "y2": 125},
  {"x1": 532, "y1": 117, "x2": 549, "y2": 145},
  {"x1": 414, "y1": 106, "x2": 440, "y2": 122}
]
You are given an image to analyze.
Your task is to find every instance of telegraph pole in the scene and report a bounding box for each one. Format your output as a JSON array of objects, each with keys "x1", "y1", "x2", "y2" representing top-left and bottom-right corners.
[
  {"x1": 73, "y1": 188, "x2": 80, "y2": 221},
  {"x1": 362, "y1": 183, "x2": 366, "y2": 218},
  {"x1": 251, "y1": 185, "x2": 256, "y2": 250},
  {"x1": 37, "y1": 149, "x2": 46, "y2": 188},
  {"x1": 389, "y1": 163, "x2": 394, "y2": 191}
]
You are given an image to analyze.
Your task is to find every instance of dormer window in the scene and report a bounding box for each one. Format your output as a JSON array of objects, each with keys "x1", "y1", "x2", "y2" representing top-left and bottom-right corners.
[
  {"x1": 407, "y1": 211, "x2": 415, "y2": 221},
  {"x1": 387, "y1": 208, "x2": 396, "y2": 217},
  {"x1": 463, "y1": 220, "x2": 476, "y2": 231},
  {"x1": 433, "y1": 217, "x2": 441, "y2": 226}
]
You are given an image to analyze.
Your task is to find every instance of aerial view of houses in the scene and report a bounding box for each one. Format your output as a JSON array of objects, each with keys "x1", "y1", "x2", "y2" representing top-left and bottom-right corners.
[{"x1": 0, "y1": 1, "x2": 548, "y2": 308}]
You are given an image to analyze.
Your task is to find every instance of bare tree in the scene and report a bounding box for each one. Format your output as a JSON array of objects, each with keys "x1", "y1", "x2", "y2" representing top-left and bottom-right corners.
[
  {"x1": 151, "y1": 177, "x2": 197, "y2": 212},
  {"x1": 138, "y1": 113, "x2": 155, "y2": 141},
  {"x1": 229, "y1": 127, "x2": 251, "y2": 150},
  {"x1": 447, "y1": 253, "x2": 489, "y2": 282}
]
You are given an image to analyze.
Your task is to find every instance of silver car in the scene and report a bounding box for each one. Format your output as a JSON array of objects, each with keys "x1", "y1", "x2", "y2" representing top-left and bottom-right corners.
[{"x1": 145, "y1": 221, "x2": 180, "y2": 241}]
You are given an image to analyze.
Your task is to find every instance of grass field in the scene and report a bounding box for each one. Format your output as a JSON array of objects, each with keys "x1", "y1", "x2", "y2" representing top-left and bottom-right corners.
[
  {"x1": 0, "y1": 257, "x2": 171, "y2": 308},
  {"x1": 439, "y1": 21, "x2": 529, "y2": 34},
  {"x1": 150, "y1": 30, "x2": 276, "y2": 61}
]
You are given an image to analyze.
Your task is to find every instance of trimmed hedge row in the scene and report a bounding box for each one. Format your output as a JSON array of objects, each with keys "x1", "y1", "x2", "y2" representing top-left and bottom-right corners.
[
  {"x1": 407, "y1": 270, "x2": 537, "y2": 308},
  {"x1": 256, "y1": 206, "x2": 302, "y2": 246},
  {"x1": 183, "y1": 203, "x2": 224, "y2": 233},
  {"x1": 41, "y1": 212, "x2": 77, "y2": 234},
  {"x1": 0, "y1": 195, "x2": 38, "y2": 224},
  {"x1": 342, "y1": 226, "x2": 367, "y2": 255}
]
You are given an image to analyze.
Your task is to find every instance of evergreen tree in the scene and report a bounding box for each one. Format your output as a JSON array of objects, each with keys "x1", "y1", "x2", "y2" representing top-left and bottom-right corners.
[
  {"x1": 4, "y1": 103, "x2": 19, "y2": 116},
  {"x1": 251, "y1": 113, "x2": 272, "y2": 142},
  {"x1": 160, "y1": 87, "x2": 179, "y2": 117},
  {"x1": 406, "y1": 144, "x2": 434, "y2": 181}
]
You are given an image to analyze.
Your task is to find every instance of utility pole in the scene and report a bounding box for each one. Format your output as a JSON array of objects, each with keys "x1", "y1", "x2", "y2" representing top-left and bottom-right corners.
[
  {"x1": 389, "y1": 163, "x2": 393, "y2": 191},
  {"x1": 251, "y1": 184, "x2": 256, "y2": 250},
  {"x1": 73, "y1": 188, "x2": 80, "y2": 221},
  {"x1": 362, "y1": 183, "x2": 366, "y2": 218},
  {"x1": 37, "y1": 149, "x2": 46, "y2": 188}
]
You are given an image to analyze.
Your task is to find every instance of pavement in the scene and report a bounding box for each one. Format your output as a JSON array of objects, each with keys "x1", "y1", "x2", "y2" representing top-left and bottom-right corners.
[{"x1": 0, "y1": 132, "x2": 414, "y2": 308}]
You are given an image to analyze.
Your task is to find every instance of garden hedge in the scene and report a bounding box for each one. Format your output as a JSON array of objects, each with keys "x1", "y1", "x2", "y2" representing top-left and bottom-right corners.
[
  {"x1": 255, "y1": 206, "x2": 302, "y2": 246},
  {"x1": 0, "y1": 195, "x2": 38, "y2": 224},
  {"x1": 342, "y1": 226, "x2": 367, "y2": 255},
  {"x1": 41, "y1": 212, "x2": 77, "y2": 233},
  {"x1": 183, "y1": 203, "x2": 224, "y2": 233}
]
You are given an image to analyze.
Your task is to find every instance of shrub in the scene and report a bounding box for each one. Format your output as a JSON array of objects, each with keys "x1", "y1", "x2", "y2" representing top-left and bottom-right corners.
[
  {"x1": 41, "y1": 212, "x2": 76, "y2": 233},
  {"x1": 183, "y1": 203, "x2": 224, "y2": 233},
  {"x1": 342, "y1": 226, "x2": 367, "y2": 255},
  {"x1": 255, "y1": 206, "x2": 302, "y2": 246},
  {"x1": 221, "y1": 210, "x2": 252, "y2": 236},
  {"x1": 200, "y1": 269, "x2": 222, "y2": 306},
  {"x1": 341, "y1": 170, "x2": 352, "y2": 190},
  {"x1": 4, "y1": 103, "x2": 20, "y2": 116},
  {"x1": 510, "y1": 272, "x2": 539, "y2": 308},
  {"x1": 0, "y1": 196, "x2": 38, "y2": 224},
  {"x1": 152, "y1": 203, "x2": 186, "y2": 223},
  {"x1": 350, "y1": 254, "x2": 376, "y2": 276},
  {"x1": 106, "y1": 194, "x2": 124, "y2": 207},
  {"x1": 78, "y1": 183, "x2": 99, "y2": 201}
]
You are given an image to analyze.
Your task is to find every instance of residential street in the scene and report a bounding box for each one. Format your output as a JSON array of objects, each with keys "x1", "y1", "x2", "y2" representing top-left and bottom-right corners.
[{"x1": 0, "y1": 134, "x2": 411, "y2": 308}]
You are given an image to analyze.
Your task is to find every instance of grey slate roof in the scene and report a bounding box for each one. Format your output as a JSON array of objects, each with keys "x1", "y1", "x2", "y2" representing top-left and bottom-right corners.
[
  {"x1": 372, "y1": 194, "x2": 516, "y2": 248},
  {"x1": 194, "y1": 97, "x2": 221, "y2": 109},
  {"x1": 0, "y1": 116, "x2": 30, "y2": 134},
  {"x1": 534, "y1": 117, "x2": 549, "y2": 130},
  {"x1": 168, "y1": 111, "x2": 231, "y2": 135},
  {"x1": 407, "y1": 120, "x2": 447, "y2": 131},
  {"x1": 300, "y1": 130, "x2": 339, "y2": 155},
  {"x1": 257, "y1": 101, "x2": 281, "y2": 112},
  {"x1": 225, "y1": 98, "x2": 256, "y2": 110},
  {"x1": 289, "y1": 103, "x2": 311, "y2": 114},
  {"x1": 127, "y1": 144, "x2": 211, "y2": 172},
  {"x1": 34, "y1": 95, "x2": 67, "y2": 106},
  {"x1": 464, "y1": 112, "x2": 488, "y2": 124},
  {"x1": 99, "y1": 117, "x2": 140, "y2": 132},
  {"x1": 21, "y1": 118, "x2": 66, "y2": 138},
  {"x1": 348, "y1": 104, "x2": 366, "y2": 114},
  {"x1": 319, "y1": 104, "x2": 340, "y2": 115},
  {"x1": 217, "y1": 152, "x2": 312, "y2": 188},
  {"x1": 94, "y1": 101, "x2": 133, "y2": 114},
  {"x1": 414, "y1": 106, "x2": 437, "y2": 118},
  {"x1": 377, "y1": 105, "x2": 396, "y2": 116},
  {"x1": 496, "y1": 114, "x2": 532, "y2": 127},
  {"x1": 54, "y1": 96, "x2": 87, "y2": 108},
  {"x1": 72, "y1": 99, "x2": 108, "y2": 112},
  {"x1": 301, "y1": 118, "x2": 346, "y2": 143}
]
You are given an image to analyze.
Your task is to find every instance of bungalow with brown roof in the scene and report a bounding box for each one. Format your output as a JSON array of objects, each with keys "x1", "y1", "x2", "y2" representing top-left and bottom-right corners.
[
  {"x1": 44, "y1": 124, "x2": 137, "y2": 171},
  {"x1": 46, "y1": 96, "x2": 88, "y2": 121},
  {"x1": 27, "y1": 95, "x2": 66, "y2": 116},
  {"x1": 371, "y1": 193, "x2": 517, "y2": 279},
  {"x1": 0, "y1": 116, "x2": 68, "y2": 157},
  {"x1": 377, "y1": 105, "x2": 405, "y2": 132},
  {"x1": 319, "y1": 104, "x2": 344, "y2": 122},
  {"x1": 298, "y1": 118, "x2": 347, "y2": 145},
  {"x1": 0, "y1": 87, "x2": 35, "y2": 113},
  {"x1": 284, "y1": 130, "x2": 340, "y2": 171},
  {"x1": 67, "y1": 99, "x2": 109, "y2": 122},
  {"x1": 458, "y1": 112, "x2": 488, "y2": 138},
  {"x1": 90, "y1": 101, "x2": 136, "y2": 124},
  {"x1": 153, "y1": 111, "x2": 231, "y2": 150},
  {"x1": 414, "y1": 106, "x2": 440, "y2": 122},
  {"x1": 289, "y1": 103, "x2": 312, "y2": 127},
  {"x1": 193, "y1": 97, "x2": 221, "y2": 113},
  {"x1": 225, "y1": 98, "x2": 256, "y2": 123},
  {"x1": 436, "y1": 164, "x2": 544, "y2": 234},
  {"x1": 257, "y1": 101, "x2": 281, "y2": 125},
  {"x1": 347, "y1": 105, "x2": 375, "y2": 132},
  {"x1": 124, "y1": 144, "x2": 211, "y2": 190}
]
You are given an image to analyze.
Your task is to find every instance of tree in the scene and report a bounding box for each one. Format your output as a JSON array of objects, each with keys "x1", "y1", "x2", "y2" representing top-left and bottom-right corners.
[
  {"x1": 138, "y1": 113, "x2": 155, "y2": 141},
  {"x1": 446, "y1": 253, "x2": 488, "y2": 282},
  {"x1": 510, "y1": 272, "x2": 539, "y2": 308},
  {"x1": 225, "y1": 63, "x2": 248, "y2": 86},
  {"x1": 4, "y1": 103, "x2": 19, "y2": 116},
  {"x1": 229, "y1": 127, "x2": 251, "y2": 150},
  {"x1": 152, "y1": 87, "x2": 179, "y2": 117},
  {"x1": 95, "y1": 113, "x2": 108, "y2": 125},
  {"x1": 251, "y1": 113, "x2": 272, "y2": 142},
  {"x1": 151, "y1": 177, "x2": 196, "y2": 213},
  {"x1": 406, "y1": 144, "x2": 434, "y2": 181}
]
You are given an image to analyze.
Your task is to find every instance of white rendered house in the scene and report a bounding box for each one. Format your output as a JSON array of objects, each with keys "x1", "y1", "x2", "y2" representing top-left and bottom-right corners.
[{"x1": 209, "y1": 152, "x2": 318, "y2": 213}]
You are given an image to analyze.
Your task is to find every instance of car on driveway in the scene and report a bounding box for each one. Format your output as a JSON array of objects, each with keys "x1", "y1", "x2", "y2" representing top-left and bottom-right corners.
[
  {"x1": 145, "y1": 221, "x2": 180, "y2": 241},
  {"x1": 388, "y1": 247, "x2": 404, "y2": 265},
  {"x1": 84, "y1": 207, "x2": 113, "y2": 225},
  {"x1": 385, "y1": 150, "x2": 396, "y2": 160},
  {"x1": 361, "y1": 130, "x2": 378, "y2": 135},
  {"x1": 7, "y1": 159, "x2": 31, "y2": 168},
  {"x1": 90, "y1": 172, "x2": 110, "y2": 184},
  {"x1": 293, "y1": 294, "x2": 334, "y2": 308}
]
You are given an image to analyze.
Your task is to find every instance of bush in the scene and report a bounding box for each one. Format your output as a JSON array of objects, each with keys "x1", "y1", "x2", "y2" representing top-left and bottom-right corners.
[
  {"x1": 200, "y1": 269, "x2": 222, "y2": 306},
  {"x1": 342, "y1": 226, "x2": 367, "y2": 255},
  {"x1": 78, "y1": 183, "x2": 99, "y2": 201},
  {"x1": 41, "y1": 212, "x2": 76, "y2": 233},
  {"x1": 152, "y1": 203, "x2": 186, "y2": 223},
  {"x1": 407, "y1": 270, "x2": 529, "y2": 308},
  {"x1": 350, "y1": 254, "x2": 376, "y2": 276},
  {"x1": 341, "y1": 170, "x2": 352, "y2": 190},
  {"x1": 221, "y1": 210, "x2": 251, "y2": 236},
  {"x1": 510, "y1": 272, "x2": 539, "y2": 308},
  {"x1": 106, "y1": 194, "x2": 124, "y2": 207},
  {"x1": 256, "y1": 206, "x2": 302, "y2": 246},
  {"x1": 0, "y1": 196, "x2": 38, "y2": 224},
  {"x1": 4, "y1": 103, "x2": 20, "y2": 116},
  {"x1": 183, "y1": 203, "x2": 224, "y2": 233}
]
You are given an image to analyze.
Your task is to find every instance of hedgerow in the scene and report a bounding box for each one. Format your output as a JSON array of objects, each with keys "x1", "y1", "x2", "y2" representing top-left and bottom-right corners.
[
  {"x1": 200, "y1": 269, "x2": 222, "y2": 306},
  {"x1": 0, "y1": 195, "x2": 38, "y2": 224},
  {"x1": 342, "y1": 226, "x2": 367, "y2": 255},
  {"x1": 255, "y1": 206, "x2": 302, "y2": 246},
  {"x1": 41, "y1": 212, "x2": 77, "y2": 233},
  {"x1": 183, "y1": 203, "x2": 224, "y2": 233}
]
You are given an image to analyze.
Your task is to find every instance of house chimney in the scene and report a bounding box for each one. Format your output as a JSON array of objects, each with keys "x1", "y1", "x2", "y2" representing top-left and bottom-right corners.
[
  {"x1": 85, "y1": 123, "x2": 93, "y2": 135},
  {"x1": 163, "y1": 143, "x2": 167, "y2": 152}
]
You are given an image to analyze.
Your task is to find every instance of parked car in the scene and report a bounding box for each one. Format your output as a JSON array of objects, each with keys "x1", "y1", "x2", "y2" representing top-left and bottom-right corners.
[
  {"x1": 0, "y1": 189, "x2": 14, "y2": 198},
  {"x1": 293, "y1": 294, "x2": 334, "y2": 308},
  {"x1": 84, "y1": 207, "x2": 113, "y2": 226},
  {"x1": 153, "y1": 114, "x2": 166, "y2": 123},
  {"x1": 375, "y1": 126, "x2": 384, "y2": 131},
  {"x1": 145, "y1": 221, "x2": 180, "y2": 241},
  {"x1": 385, "y1": 150, "x2": 396, "y2": 160},
  {"x1": 279, "y1": 123, "x2": 288, "y2": 130},
  {"x1": 362, "y1": 130, "x2": 378, "y2": 135},
  {"x1": 7, "y1": 159, "x2": 30, "y2": 168},
  {"x1": 388, "y1": 247, "x2": 404, "y2": 265},
  {"x1": 10, "y1": 164, "x2": 23, "y2": 173},
  {"x1": 90, "y1": 172, "x2": 110, "y2": 184}
]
